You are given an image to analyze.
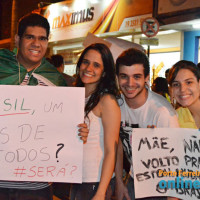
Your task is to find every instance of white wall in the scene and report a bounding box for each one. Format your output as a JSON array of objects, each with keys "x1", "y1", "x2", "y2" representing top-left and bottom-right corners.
[{"x1": 149, "y1": 51, "x2": 181, "y2": 84}]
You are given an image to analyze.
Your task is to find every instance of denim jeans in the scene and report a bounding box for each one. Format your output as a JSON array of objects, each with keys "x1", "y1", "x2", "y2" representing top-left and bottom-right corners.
[{"x1": 0, "y1": 186, "x2": 53, "y2": 200}]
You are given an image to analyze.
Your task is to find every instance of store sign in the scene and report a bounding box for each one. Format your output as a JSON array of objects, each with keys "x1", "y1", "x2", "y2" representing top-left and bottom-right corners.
[
  {"x1": 37, "y1": 0, "x2": 153, "y2": 42},
  {"x1": 51, "y1": 7, "x2": 94, "y2": 29},
  {"x1": 139, "y1": 37, "x2": 159, "y2": 46},
  {"x1": 141, "y1": 17, "x2": 159, "y2": 38},
  {"x1": 119, "y1": 14, "x2": 151, "y2": 31},
  {"x1": 41, "y1": 0, "x2": 120, "y2": 42}
]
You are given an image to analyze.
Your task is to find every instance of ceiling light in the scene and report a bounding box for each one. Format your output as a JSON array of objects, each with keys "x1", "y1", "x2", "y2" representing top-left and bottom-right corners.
[
  {"x1": 89, "y1": 0, "x2": 99, "y2": 3},
  {"x1": 141, "y1": 30, "x2": 178, "y2": 37},
  {"x1": 192, "y1": 23, "x2": 200, "y2": 29},
  {"x1": 62, "y1": 6, "x2": 69, "y2": 11}
]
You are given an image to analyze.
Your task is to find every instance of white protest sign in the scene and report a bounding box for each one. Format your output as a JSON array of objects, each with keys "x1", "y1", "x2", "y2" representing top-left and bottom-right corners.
[
  {"x1": 132, "y1": 128, "x2": 200, "y2": 200},
  {"x1": 0, "y1": 85, "x2": 84, "y2": 183}
]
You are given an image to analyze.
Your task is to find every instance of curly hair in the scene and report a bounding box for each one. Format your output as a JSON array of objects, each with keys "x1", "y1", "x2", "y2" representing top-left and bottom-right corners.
[{"x1": 75, "y1": 43, "x2": 120, "y2": 118}]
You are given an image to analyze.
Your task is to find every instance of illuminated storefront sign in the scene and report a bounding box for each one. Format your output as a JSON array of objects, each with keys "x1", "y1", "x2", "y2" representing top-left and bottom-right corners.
[
  {"x1": 38, "y1": 0, "x2": 152, "y2": 42},
  {"x1": 51, "y1": 7, "x2": 94, "y2": 29}
]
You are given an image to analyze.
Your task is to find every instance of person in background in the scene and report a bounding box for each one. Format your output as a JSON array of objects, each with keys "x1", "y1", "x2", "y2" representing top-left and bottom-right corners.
[
  {"x1": 151, "y1": 77, "x2": 171, "y2": 102},
  {"x1": 168, "y1": 60, "x2": 200, "y2": 129},
  {"x1": 114, "y1": 48, "x2": 179, "y2": 200},
  {"x1": 0, "y1": 12, "x2": 88, "y2": 200},
  {"x1": 70, "y1": 43, "x2": 121, "y2": 200},
  {"x1": 50, "y1": 54, "x2": 75, "y2": 86}
]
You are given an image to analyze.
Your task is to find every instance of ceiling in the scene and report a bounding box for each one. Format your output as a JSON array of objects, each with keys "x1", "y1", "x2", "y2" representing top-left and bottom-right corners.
[{"x1": 160, "y1": 18, "x2": 200, "y2": 31}]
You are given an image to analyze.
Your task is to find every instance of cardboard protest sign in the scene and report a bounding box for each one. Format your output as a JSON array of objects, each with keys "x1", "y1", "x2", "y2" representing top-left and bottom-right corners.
[
  {"x1": 0, "y1": 85, "x2": 84, "y2": 183},
  {"x1": 132, "y1": 128, "x2": 200, "y2": 200}
]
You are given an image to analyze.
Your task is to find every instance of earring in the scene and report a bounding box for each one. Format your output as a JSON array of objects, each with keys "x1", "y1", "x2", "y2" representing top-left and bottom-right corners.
[
  {"x1": 145, "y1": 81, "x2": 149, "y2": 88},
  {"x1": 172, "y1": 96, "x2": 176, "y2": 109}
]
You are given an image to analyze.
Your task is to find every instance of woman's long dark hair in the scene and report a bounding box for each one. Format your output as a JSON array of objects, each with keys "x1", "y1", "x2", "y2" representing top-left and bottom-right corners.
[{"x1": 75, "y1": 43, "x2": 120, "y2": 118}]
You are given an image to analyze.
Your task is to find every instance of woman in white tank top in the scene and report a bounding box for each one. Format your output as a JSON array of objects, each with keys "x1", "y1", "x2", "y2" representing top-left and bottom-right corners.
[{"x1": 70, "y1": 43, "x2": 121, "y2": 200}]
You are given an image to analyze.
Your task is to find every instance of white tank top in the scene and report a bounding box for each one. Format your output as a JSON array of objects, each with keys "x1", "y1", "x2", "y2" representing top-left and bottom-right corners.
[{"x1": 83, "y1": 111, "x2": 104, "y2": 182}]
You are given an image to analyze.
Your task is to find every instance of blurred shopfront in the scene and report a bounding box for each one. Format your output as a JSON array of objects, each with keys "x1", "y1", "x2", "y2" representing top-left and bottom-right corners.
[
  {"x1": 35, "y1": 0, "x2": 200, "y2": 81},
  {"x1": 149, "y1": 0, "x2": 200, "y2": 81},
  {"x1": 34, "y1": 0, "x2": 153, "y2": 76},
  {"x1": 153, "y1": 0, "x2": 200, "y2": 65},
  {"x1": 1, "y1": 0, "x2": 200, "y2": 80}
]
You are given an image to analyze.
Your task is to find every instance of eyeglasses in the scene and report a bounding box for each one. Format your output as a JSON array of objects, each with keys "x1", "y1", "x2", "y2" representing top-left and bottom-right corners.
[{"x1": 22, "y1": 34, "x2": 48, "y2": 42}]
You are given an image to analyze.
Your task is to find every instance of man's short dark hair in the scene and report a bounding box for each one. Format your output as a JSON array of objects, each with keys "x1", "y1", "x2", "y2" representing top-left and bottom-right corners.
[
  {"x1": 18, "y1": 13, "x2": 50, "y2": 38},
  {"x1": 116, "y1": 48, "x2": 150, "y2": 77}
]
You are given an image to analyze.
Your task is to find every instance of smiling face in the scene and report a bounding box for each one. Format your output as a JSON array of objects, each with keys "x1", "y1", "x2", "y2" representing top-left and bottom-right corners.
[
  {"x1": 118, "y1": 64, "x2": 149, "y2": 106},
  {"x1": 79, "y1": 49, "x2": 104, "y2": 90},
  {"x1": 171, "y1": 69, "x2": 200, "y2": 108},
  {"x1": 15, "y1": 26, "x2": 48, "y2": 71}
]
